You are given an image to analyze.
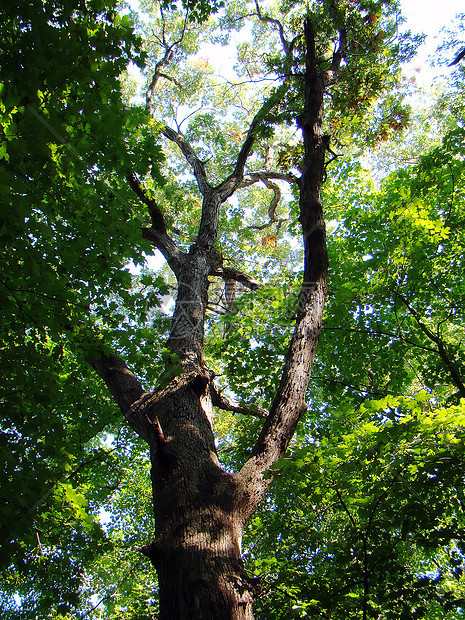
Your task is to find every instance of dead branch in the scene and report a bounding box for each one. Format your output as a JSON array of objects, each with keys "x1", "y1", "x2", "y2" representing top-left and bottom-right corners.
[{"x1": 211, "y1": 383, "x2": 268, "y2": 418}]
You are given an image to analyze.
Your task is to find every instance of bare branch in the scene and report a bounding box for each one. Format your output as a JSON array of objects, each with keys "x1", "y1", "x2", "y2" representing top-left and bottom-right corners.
[
  {"x1": 211, "y1": 384, "x2": 267, "y2": 418},
  {"x1": 157, "y1": 72, "x2": 182, "y2": 88},
  {"x1": 241, "y1": 170, "x2": 297, "y2": 186},
  {"x1": 264, "y1": 178, "x2": 281, "y2": 219},
  {"x1": 162, "y1": 126, "x2": 211, "y2": 196},
  {"x1": 216, "y1": 91, "x2": 287, "y2": 201},
  {"x1": 240, "y1": 171, "x2": 296, "y2": 231},
  {"x1": 146, "y1": 49, "x2": 174, "y2": 113},
  {"x1": 218, "y1": 119, "x2": 259, "y2": 199},
  {"x1": 449, "y1": 45, "x2": 465, "y2": 66}
]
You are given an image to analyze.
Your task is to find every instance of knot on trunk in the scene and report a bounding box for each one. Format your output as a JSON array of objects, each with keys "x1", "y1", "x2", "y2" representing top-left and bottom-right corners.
[
  {"x1": 190, "y1": 374, "x2": 210, "y2": 395},
  {"x1": 138, "y1": 541, "x2": 160, "y2": 568}
]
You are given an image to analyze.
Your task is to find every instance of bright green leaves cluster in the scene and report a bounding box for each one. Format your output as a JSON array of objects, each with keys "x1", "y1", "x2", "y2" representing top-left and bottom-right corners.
[
  {"x1": 76, "y1": 438, "x2": 158, "y2": 619},
  {"x1": 248, "y1": 395, "x2": 465, "y2": 619},
  {"x1": 318, "y1": 126, "x2": 465, "y2": 405},
  {"x1": 0, "y1": 0, "x2": 155, "y2": 346}
]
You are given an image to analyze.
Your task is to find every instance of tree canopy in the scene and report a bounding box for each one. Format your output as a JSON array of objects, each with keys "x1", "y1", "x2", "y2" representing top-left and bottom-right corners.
[{"x1": 1, "y1": 0, "x2": 465, "y2": 618}]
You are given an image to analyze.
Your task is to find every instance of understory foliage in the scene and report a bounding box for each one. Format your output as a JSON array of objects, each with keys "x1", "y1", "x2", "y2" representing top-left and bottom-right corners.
[{"x1": 1, "y1": 0, "x2": 465, "y2": 618}]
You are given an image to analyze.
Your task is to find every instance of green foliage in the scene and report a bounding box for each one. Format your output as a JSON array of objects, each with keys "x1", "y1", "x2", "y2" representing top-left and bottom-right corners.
[
  {"x1": 2, "y1": 0, "x2": 465, "y2": 617},
  {"x1": 241, "y1": 112, "x2": 465, "y2": 619},
  {"x1": 0, "y1": 0, "x2": 163, "y2": 614},
  {"x1": 317, "y1": 126, "x2": 465, "y2": 406},
  {"x1": 160, "y1": 0, "x2": 225, "y2": 22},
  {"x1": 248, "y1": 397, "x2": 465, "y2": 619}
]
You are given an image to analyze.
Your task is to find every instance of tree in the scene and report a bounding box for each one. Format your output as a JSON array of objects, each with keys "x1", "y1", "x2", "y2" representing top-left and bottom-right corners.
[
  {"x1": 241, "y1": 120, "x2": 465, "y2": 618},
  {"x1": 0, "y1": 1, "x2": 162, "y2": 615},
  {"x1": 0, "y1": 0, "x2": 427, "y2": 617}
]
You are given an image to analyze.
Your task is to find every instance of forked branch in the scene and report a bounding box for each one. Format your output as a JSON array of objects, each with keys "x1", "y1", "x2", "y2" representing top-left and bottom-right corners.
[{"x1": 146, "y1": 9, "x2": 189, "y2": 114}]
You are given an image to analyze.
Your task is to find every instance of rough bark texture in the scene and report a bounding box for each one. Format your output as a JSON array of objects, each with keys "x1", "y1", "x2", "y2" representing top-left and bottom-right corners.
[
  {"x1": 89, "y1": 18, "x2": 343, "y2": 619},
  {"x1": 134, "y1": 379, "x2": 259, "y2": 619}
]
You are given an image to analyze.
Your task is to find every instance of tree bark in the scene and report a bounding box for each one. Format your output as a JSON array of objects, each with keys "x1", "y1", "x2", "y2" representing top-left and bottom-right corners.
[{"x1": 132, "y1": 370, "x2": 259, "y2": 619}]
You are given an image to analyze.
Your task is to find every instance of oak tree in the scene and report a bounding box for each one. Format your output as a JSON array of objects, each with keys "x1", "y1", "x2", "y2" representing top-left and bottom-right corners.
[{"x1": 0, "y1": 0, "x2": 428, "y2": 617}]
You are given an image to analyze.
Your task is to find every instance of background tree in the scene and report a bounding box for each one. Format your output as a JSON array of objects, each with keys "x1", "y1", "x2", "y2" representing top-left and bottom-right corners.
[
  {"x1": 242, "y1": 117, "x2": 465, "y2": 618},
  {"x1": 0, "y1": 1, "x2": 156, "y2": 615}
]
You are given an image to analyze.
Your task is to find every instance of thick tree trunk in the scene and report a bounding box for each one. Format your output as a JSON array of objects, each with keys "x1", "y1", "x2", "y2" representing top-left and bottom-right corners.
[{"x1": 134, "y1": 376, "x2": 258, "y2": 619}]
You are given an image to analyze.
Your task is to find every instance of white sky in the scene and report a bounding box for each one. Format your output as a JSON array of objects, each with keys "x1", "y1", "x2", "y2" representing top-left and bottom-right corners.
[
  {"x1": 401, "y1": 0, "x2": 462, "y2": 36},
  {"x1": 400, "y1": 0, "x2": 463, "y2": 85}
]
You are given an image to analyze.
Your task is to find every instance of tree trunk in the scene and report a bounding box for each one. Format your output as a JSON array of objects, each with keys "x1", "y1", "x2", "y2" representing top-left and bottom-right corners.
[{"x1": 135, "y1": 377, "x2": 259, "y2": 620}]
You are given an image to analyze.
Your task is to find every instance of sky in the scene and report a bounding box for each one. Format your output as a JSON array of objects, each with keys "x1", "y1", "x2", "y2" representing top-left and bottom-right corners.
[
  {"x1": 401, "y1": 0, "x2": 462, "y2": 37},
  {"x1": 400, "y1": 0, "x2": 463, "y2": 85}
]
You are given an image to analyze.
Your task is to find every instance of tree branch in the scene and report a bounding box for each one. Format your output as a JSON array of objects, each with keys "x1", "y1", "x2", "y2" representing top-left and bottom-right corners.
[
  {"x1": 254, "y1": 0, "x2": 290, "y2": 56},
  {"x1": 393, "y1": 290, "x2": 465, "y2": 397},
  {"x1": 241, "y1": 170, "x2": 297, "y2": 186},
  {"x1": 215, "y1": 90, "x2": 287, "y2": 202},
  {"x1": 321, "y1": 325, "x2": 438, "y2": 354},
  {"x1": 157, "y1": 72, "x2": 182, "y2": 88},
  {"x1": 127, "y1": 172, "x2": 184, "y2": 272},
  {"x1": 211, "y1": 384, "x2": 268, "y2": 418},
  {"x1": 162, "y1": 126, "x2": 211, "y2": 196},
  {"x1": 127, "y1": 172, "x2": 167, "y2": 234},
  {"x1": 146, "y1": 10, "x2": 189, "y2": 114},
  {"x1": 87, "y1": 352, "x2": 151, "y2": 443},
  {"x1": 209, "y1": 265, "x2": 262, "y2": 291},
  {"x1": 330, "y1": 28, "x2": 347, "y2": 73},
  {"x1": 239, "y1": 19, "x2": 328, "y2": 508}
]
